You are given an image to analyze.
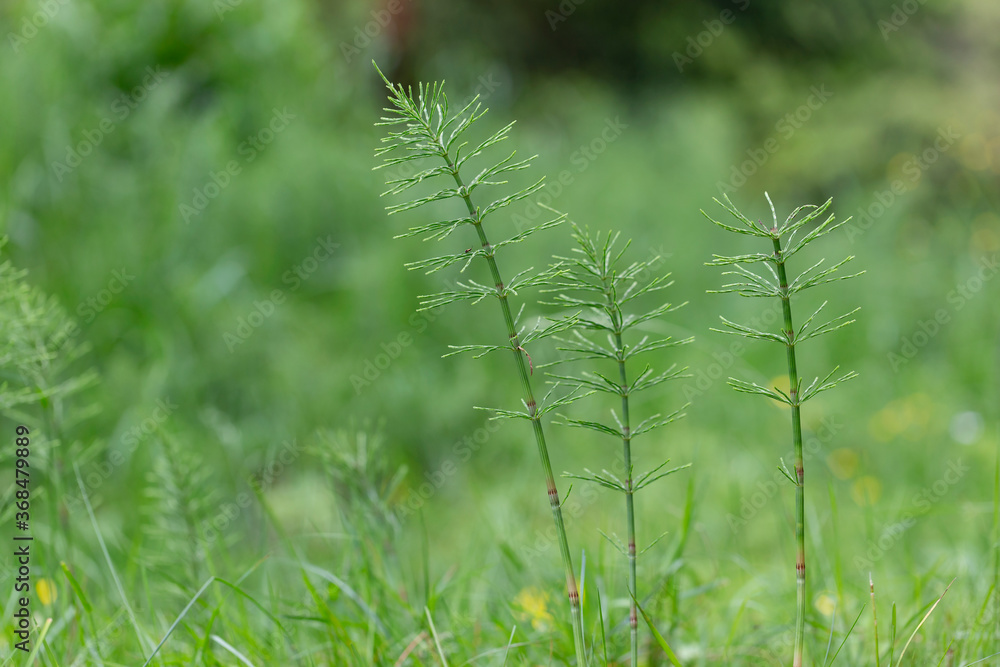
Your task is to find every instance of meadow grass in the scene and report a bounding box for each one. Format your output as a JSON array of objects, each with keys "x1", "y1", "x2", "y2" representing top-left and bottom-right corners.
[
  {"x1": 0, "y1": 66, "x2": 997, "y2": 667},
  {"x1": 704, "y1": 192, "x2": 862, "y2": 665},
  {"x1": 544, "y1": 223, "x2": 691, "y2": 664}
]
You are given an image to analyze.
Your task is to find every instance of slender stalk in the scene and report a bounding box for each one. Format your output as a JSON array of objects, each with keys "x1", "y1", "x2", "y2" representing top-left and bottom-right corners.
[
  {"x1": 993, "y1": 432, "x2": 999, "y2": 654},
  {"x1": 443, "y1": 153, "x2": 587, "y2": 663},
  {"x1": 613, "y1": 330, "x2": 639, "y2": 667},
  {"x1": 706, "y1": 194, "x2": 861, "y2": 667},
  {"x1": 772, "y1": 235, "x2": 806, "y2": 667},
  {"x1": 375, "y1": 73, "x2": 590, "y2": 663},
  {"x1": 548, "y1": 228, "x2": 688, "y2": 662},
  {"x1": 870, "y1": 573, "x2": 881, "y2": 667},
  {"x1": 603, "y1": 269, "x2": 637, "y2": 665}
]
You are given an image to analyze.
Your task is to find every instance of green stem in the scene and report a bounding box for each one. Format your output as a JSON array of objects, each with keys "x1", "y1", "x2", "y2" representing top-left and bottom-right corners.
[
  {"x1": 442, "y1": 152, "x2": 587, "y2": 664},
  {"x1": 773, "y1": 236, "x2": 806, "y2": 667},
  {"x1": 613, "y1": 329, "x2": 638, "y2": 667},
  {"x1": 993, "y1": 435, "x2": 999, "y2": 655},
  {"x1": 41, "y1": 397, "x2": 68, "y2": 585}
]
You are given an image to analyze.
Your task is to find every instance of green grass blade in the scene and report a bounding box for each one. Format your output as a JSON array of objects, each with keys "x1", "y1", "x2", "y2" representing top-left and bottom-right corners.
[
  {"x1": 21, "y1": 617, "x2": 53, "y2": 666},
  {"x1": 295, "y1": 561, "x2": 388, "y2": 637},
  {"x1": 822, "y1": 601, "x2": 837, "y2": 664},
  {"x1": 141, "y1": 576, "x2": 214, "y2": 666},
  {"x1": 963, "y1": 650, "x2": 1000, "y2": 666},
  {"x1": 500, "y1": 626, "x2": 517, "y2": 667},
  {"x1": 426, "y1": 607, "x2": 450, "y2": 667},
  {"x1": 142, "y1": 576, "x2": 288, "y2": 666},
  {"x1": 596, "y1": 585, "x2": 608, "y2": 666},
  {"x1": 195, "y1": 606, "x2": 223, "y2": 663},
  {"x1": 889, "y1": 602, "x2": 897, "y2": 666},
  {"x1": 60, "y1": 561, "x2": 92, "y2": 615},
  {"x1": 935, "y1": 640, "x2": 955, "y2": 667},
  {"x1": 896, "y1": 579, "x2": 955, "y2": 667},
  {"x1": 74, "y1": 462, "x2": 150, "y2": 656},
  {"x1": 634, "y1": 597, "x2": 684, "y2": 667},
  {"x1": 870, "y1": 573, "x2": 881, "y2": 667},
  {"x1": 210, "y1": 634, "x2": 257, "y2": 667},
  {"x1": 993, "y1": 426, "x2": 1000, "y2": 655},
  {"x1": 826, "y1": 603, "x2": 865, "y2": 665}
]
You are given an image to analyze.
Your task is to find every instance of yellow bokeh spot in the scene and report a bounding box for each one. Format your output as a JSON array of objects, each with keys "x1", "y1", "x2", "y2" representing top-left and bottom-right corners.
[
  {"x1": 959, "y1": 134, "x2": 990, "y2": 171},
  {"x1": 769, "y1": 375, "x2": 791, "y2": 410},
  {"x1": 513, "y1": 586, "x2": 554, "y2": 632},
  {"x1": 827, "y1": 448, "x2": 859, "y2": 480},
  {"x1": 37, "y1": 578, "x2": 56, "y2": 606},
  {"x1": 904, "y1": 393, "x2": 932, "y2": 437},
  {"x1": 972, "y1": 213, "x2": 1000, "y2": 252},
  {"x1": 992, "y1": 139, "x2": 1000, "y2": 175},
  {"x1": 814, "y1": 592, "x2": 837, "y2": 616},
  {"x1": 886, "y1": 152, "x2": 918, "y2": 191},
  {"x1": 851, "y1": 475, "x2": 882, "y2": 507},
  {"x1": 869, "y1": 405, "x2": 903, "y2": 443},
  {"x1": 868, "y1": 394, "x2": 934, "y2": 442}
]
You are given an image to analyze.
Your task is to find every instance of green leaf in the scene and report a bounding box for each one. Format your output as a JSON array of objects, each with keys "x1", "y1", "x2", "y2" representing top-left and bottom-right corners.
[
  {"x1": 442, "y1": 344, "x2": 507, "y2": 359},
  {"x1": 788, "y1": 256, "x2": 864, "y2": 295},
  {"x1": 634, "y1": 598, "x2": 685, "y2": 666},
  {"x1": 727, "y1": 377, "x2": 794, "y2": 405},
  {"x1": 565, "y1": 467, "x2": 627, "y2": 493},
  {"x1": 711, "y1": 315, "x2": 788, "y2": 345},
  {"x1": 795, "y1": 302, "x2": 860, "y2": 343},
  {"x1": 632, "y1": 406, "x2": 688, "y2": 437},
  {"x1": 799, "y1": 366, "x2": 859, "y2": 403},
  {"x1": 701, "y1": 194, "x2": 772, "y2": 238},
  {"x1": 825, "y1": 603, "x2": 866, "y2": 666},
  {"x1": 558, "y1": 417, "x2": 623, "y2": 439},
  {"x1": 393, "y1": 215, "x2": 474, "y2": 242},
  {"x1": 634, "y1": 460, "x2": 691, "y2": 491}
]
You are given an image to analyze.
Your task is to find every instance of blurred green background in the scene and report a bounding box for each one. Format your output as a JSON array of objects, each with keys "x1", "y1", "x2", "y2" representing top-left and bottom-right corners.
[{"x1": 1, "y1": 0, "x2": 999, "y2": 663}]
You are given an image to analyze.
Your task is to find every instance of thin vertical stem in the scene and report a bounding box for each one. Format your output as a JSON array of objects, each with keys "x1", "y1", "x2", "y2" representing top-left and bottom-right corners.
[
  {"x1": 441, "y1": 152, "x2": 587, "y2": 664},
  {"x1": 772, "y1": 235, "x2": 806, "y2": 667},
  {"x1": 993, "y1": 431, "x2": 999, "y2": 653},
  {"x1": 613, "y1": 329, "x2": 638, "y2": 666},
  {"x1": 870, "y1": 573, "x2": 880, "y2": 667}
]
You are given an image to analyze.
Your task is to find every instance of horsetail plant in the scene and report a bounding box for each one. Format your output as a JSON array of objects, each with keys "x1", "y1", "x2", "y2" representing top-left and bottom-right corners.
[
  {"x1": 372, "y1": 65, "x2": 588, "y2": 663},
  {"x1": 544, "y1": 224, "x2": 692, "y2": 665},
  {"x1": 703, "y1": 193, "x2": 862, "y2": 667}
]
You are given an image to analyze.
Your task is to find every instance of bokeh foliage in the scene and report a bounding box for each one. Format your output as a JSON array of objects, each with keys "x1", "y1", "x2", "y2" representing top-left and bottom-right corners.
[{"x1": 1, "y1": 0, "x2": 998, "y2": 663}]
